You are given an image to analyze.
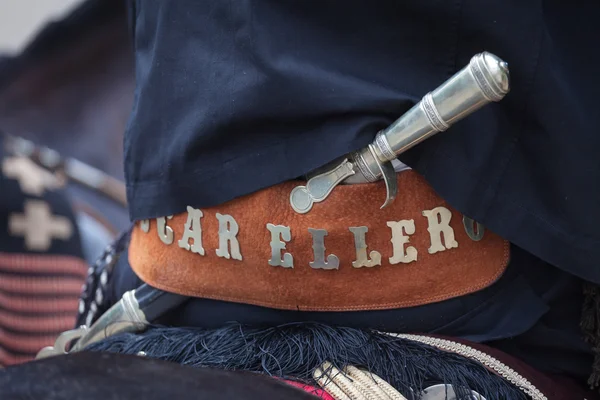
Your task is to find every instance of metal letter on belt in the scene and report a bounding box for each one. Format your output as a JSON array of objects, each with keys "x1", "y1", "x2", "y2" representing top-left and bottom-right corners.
[{"x1": 290, "y1": 52, "x2": 510, "y2": 214}]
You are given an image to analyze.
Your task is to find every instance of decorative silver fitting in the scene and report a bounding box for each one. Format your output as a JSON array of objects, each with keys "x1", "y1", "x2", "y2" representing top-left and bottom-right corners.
[
  {"x1": 290, "y1": 52, "x2": 510, "y2": 214},
  {"x1": 36, "y1": 289, "x2": 147, "y2": 359},
  {"x1": 290, "y1": 159, "x2": 355, "y2": 214}
]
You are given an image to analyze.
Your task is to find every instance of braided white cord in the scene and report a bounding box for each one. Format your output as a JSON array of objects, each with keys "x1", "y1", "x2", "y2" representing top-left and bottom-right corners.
[
  {"x1": 345, "y1": 366, "x2": 407, "y2": 400},
  {"x1": 314, "y1": 361, "x2": 408, "y2": 400},
  {"x1": 315, "y1": 362, "x2": 367, "y2": 400}
]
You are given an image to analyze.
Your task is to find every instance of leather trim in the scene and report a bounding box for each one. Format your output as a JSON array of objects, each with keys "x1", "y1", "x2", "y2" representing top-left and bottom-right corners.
[{"x1": 129, "y1": 171, "x2": 509, "y2": 311}]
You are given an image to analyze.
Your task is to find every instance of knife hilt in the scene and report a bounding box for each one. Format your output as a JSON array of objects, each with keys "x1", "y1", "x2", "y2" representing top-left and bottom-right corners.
[
  {"x1": 36, "y1": 285, "x2": 189, "y2": 359},
  {"x1": 346, "y1": 52, "x2": 510, "y2": 186},
  {"x1": 290, "y1": 52, "x2": 510, "y2": 213}
]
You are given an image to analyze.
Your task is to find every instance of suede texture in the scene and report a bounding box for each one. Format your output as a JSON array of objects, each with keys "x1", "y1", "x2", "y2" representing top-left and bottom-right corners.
[{"x1": 129, "y1": 171, "x2": 509, "y2": 311}]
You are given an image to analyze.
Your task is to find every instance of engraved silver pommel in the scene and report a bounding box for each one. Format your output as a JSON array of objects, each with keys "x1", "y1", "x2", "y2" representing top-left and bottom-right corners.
[{"x1": 346, "y1": 52, "x2": 510, "y2": 184}]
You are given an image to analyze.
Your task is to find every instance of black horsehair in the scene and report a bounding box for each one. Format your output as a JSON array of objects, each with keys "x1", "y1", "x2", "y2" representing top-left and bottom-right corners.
[{"x1": 85, "y1": 323, "x2": 527, "y2": 400}]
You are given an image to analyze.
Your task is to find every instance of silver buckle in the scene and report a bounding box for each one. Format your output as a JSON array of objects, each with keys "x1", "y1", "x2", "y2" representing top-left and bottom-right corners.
[{"x1": 36, "y1": 326, "x2": 89, "y2": 359}]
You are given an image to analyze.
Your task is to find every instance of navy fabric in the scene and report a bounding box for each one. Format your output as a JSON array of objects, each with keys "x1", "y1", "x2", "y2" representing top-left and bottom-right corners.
[
  {"x1": 124, "y1": 0, "x2": 600, "y2": 285},
  {"x1": 124, "y1": 0, "x2": 458, "y2": 217},
  {"x1": 120, "y1": 0, "x2": 599, "y2": 387}
]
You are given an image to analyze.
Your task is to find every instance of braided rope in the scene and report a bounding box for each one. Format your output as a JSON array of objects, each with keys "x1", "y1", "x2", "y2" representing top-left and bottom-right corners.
[{"x1": 314, "y1": 361, "x2": 407, "y2": 400}]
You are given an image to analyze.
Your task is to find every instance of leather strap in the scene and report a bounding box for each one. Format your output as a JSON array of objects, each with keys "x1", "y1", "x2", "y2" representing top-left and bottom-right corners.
[{"x1": 129, "y1": 171, "x2": 509, "y2": 311}]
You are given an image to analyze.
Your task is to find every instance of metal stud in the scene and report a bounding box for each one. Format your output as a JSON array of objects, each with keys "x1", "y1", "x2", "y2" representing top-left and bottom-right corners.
[
  {"x1": 349, "y1": 226, "x2": 381, "y2": 268},
  {"x1": 308, "y1": 228, "x2": 339, "y2": 270},
  {"x1": 156, "y1": 216, "x2": 174, "y2": 245},
  {"x1": 215, "y1": 213, "x2": 242, "y2": 261},
  {"x1": 267, "y1": 224, "x2": 293, "y2": 268},
  {"x1": 463, "y1": 216, "x2": 485, "y2": 241},
  {"x1": 422, "y1": 207, "x2": 458, "y2": 254},
  {"x1": 387, "y1": 220, "x2": 418, "y2": 264},
  {"x1": 421, "y1": 384, "x2": 485, "y2": 400}
]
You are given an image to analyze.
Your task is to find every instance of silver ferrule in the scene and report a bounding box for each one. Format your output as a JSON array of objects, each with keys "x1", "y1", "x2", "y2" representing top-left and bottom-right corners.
[
  {"x1": 346, "y1": 52, "x2": 509, "y2": 183},
  {"x1": 71, "y1": 290, "x2": 147, "y2": 351}
]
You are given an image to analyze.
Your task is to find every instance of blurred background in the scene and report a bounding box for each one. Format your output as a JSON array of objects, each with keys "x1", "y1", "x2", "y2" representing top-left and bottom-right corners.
[
  {"x1": 0, "y1": 0, "x2": 132, "y2": 366},
  {"x1": 0, "y1": 1, "x2": 85, "y2": 53}
]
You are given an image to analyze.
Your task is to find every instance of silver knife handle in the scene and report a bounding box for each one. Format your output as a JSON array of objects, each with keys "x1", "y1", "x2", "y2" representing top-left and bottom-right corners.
[
  {"x1": 345, "y1": 52, "x2": 510, "y2": 186},
  {"x1": 289, "y1": 52, "x2": 510, "y2": 212},
  {"x1": 70, "y1": 289, "x2": 147, "y2": 352},
  {"x1": 375, "y1": 51, "x2": 509, "y2": 162}
]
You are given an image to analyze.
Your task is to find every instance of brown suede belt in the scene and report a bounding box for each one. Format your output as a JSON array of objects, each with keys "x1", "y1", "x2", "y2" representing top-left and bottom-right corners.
[{"x1": 129, "y1": 171, "x2": 509, "y2": 311}]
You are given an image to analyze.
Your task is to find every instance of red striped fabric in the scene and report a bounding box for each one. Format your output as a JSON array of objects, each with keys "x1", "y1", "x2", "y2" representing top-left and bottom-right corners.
[
  {"x1": 0, "y1": 254, "x2": 88, "y2": 278},
  {"x1": 0, "y1": 253, "x2": 87, "y2": 367},
  {"x1": 283, "y1": 380, "x2": 335, "y2": 400},
  {"x1": 0, "y1": 274, "x2": 84, "y2": 296},
  {"x1": 0, "y1": 292, "x2": 79, "y2": 313},
  {"x1": 0, "y1": 310, "x2": 75, "y2": 333},
  {"x1": 0, "y1": 329, "x2": 60, "y2": 353},
  {"x1": 0, "y1": 347, "x2": 35, "y2": 366}
]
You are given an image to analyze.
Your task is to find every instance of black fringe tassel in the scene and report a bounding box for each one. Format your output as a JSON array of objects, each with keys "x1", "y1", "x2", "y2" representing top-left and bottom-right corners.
[
  {"x1": 85, "y1": 323, "x2": 526, "y2": 400},
  {"x1": 581, "y1": 282, "x2": 600, "y2": 391}
]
